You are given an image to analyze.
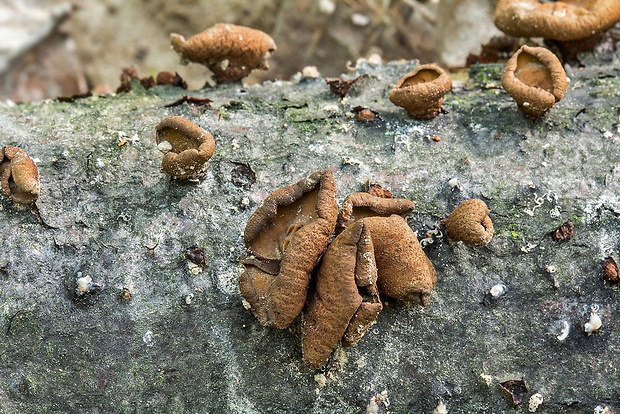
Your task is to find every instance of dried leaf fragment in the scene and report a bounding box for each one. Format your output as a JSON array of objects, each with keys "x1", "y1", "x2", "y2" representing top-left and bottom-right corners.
[
  {"x1": 0, "y1": 146, "x2": 40, "y2": 205},
  {"x1": 171, "y1": 23, "x2": 276, "y2": 83},
  {"x1": 240, "y1": 170, "x2": 338, "y2": 329},
  {"x1": 602, "y1": 255, "x2": 618, "y2": 283},
  {"x1": 499, "y1": 378, "x2": 528, "y2": 406},
  {"x1": 444, "y1": 199, "x2": 494, "y2": 246}
]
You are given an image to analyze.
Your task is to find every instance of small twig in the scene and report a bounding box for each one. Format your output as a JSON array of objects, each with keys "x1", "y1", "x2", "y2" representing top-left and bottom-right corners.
[{"x1": 6, "y1": 309, "x2": 31, "y2": 335}]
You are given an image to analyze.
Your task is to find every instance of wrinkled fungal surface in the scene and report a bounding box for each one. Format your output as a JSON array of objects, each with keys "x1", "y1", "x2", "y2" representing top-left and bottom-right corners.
[
  {"x1": 494, "y1": 0, "x2": 620, "y2": 41},
  {"x1": 337, "y1": 191, "x2": 415, "y2": 233},
  {"x1": 240, "y1": 170, "x2": 337, "y2": 329},
  {"x1": 502, "y1": 46, "x2": 567, "y2": 118},
  {"x1": 302, "y1": 214, "x2": 436, "y2": 368},
  {"x1": 0, "y1": 145, "x2": 39, "y2": 205},
  {"x1": 389, "y1": 63, "x2": 452, "y2": 119},
  {"x1": 155, "y1": 116, "x2": 215, "y2": 179},
  {"x1": 444, "y1": 199, "x2": 494, "y2": 247},
  {"x1": 171, "y1": 23, "x2": 276, "y2": 83}
]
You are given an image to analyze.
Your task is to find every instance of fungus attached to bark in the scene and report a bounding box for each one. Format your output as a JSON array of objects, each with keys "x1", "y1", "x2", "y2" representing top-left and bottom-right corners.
[
  {"x1": 494, "y1": 0, "x2": 620, "y2": 42},
  {"x1": 240, "y1": 170, "x2": 338, "y2": 329},
  {"x1": 171, "y1": 23, "x2": 277, "y2": 83},
  {"x1": 154, "y1": 116, "x2": 215, "y2": 180},
  {"x1": 389, "y1": 64, "x2": 452, "y2": 119},
  {"x1": 0, "y1": 146, "x2": 40, "y2": 205},
  {"x1": 302, "y1": 214, "x2": 436, "y2": 368},
  {"x1": 501, "y1": 46, "x2": 567, "y2": 118},
  {"x1": 444, "y1": 199, "x2": 494, "y2": 247},
  {"x1": 337, "y1": 191, "x2": 415, "y2": 233}
]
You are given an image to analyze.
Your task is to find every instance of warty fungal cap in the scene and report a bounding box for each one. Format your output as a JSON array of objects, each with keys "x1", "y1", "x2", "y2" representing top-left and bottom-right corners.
[
  {"x1": 444, "y1": 198, "x2": 494, "y2": 246},
  {"x1": 240, "y1": 170, "x2": 338, "y2": 329},
  {"x1": 155, "y1": 116, "x2": 215, "y2": 180},
  {"x1": 171, "y1": 23, "x2": 276, "y2": 83},
  {"x1": 494, "y1": 0, "x2": 620, "y2": 42},
  {"x1": 0, "y1": 146, "x2": 40, "y2": 205},
  {"x1": 389, "y1": 63, "x2": 452, "y2": 119},
  {"x1": 501, "y1": 45, "x2": 567, "y2": 118}
]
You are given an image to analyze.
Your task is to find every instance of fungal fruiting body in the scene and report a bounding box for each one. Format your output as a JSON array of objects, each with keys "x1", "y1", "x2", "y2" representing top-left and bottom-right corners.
[
  {"x1": 501, "y1": 46, "x2": 567, "y2": 118},
  {"x1": 556, "y1": 320, "x2": 571, "y2": 341},
  {"x1": 171, "y1": 23, "x2": 276, "y2": 83},
  {"x1": 155, "y1": 116, "x2": 215, "y2": 180},
  {"x1": 302, "y1": 214, "x2": 436, "y2": 368},
  {"x1": 494, "y1": 0, "x2": 620, "y2": 41},
  {"x1": 444, "y1": 199, "x2": 494, "y2": 246},
  {"x1": 337, "y1": 191, "x2": 415, "y2": 234},
  {"x1": 389, "y1": 64, "x2": 452, "y2": 119},
  {"x1": 489, "y1": 283, "x2": 507, "y2": 299},
  {"x1": 528, "y1": 393, "x2": 543, "y2": 413},
  {"x1": 584, "y1": 310, "x2": 602, "y2": 336},
  {"x1": 0, "y1": 146, "x2": 39, "y2": 205},
  {"x1": 240, "y1": 170, "x2": 338, "y2": 329}
]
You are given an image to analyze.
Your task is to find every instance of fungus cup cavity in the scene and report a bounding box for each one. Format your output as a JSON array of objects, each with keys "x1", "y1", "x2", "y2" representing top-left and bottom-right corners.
[
  {"x1": 444, "y1": 199, "x2": 494, "y2": 246},
  {"x1": 154, "y1": 116, "x2": 215, "y2": 180},
  {"x1": 0, "y1": 146, "x2": 40, "y2": 205},
  {"x1": 171, "y1": 23, "x2": 276, "y2": 83},
  {"x1": 389, "y1": 64, "x2": 452, "y2": 119},
  {"x1": 501, "y1": 46, "x2": 567, "y2": 118},
  {"x1": 240, "y1": 170, "x2": 338, "y2": 329},
  {"x1": 494, "y1": 0, "x2": 620, "y2": 42}
]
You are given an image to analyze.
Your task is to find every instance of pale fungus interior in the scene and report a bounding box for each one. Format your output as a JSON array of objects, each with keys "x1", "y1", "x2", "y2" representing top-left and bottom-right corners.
[
  {"x1": 157, "y1": 128, "x2": 201, "y2": 153},
  {"x1": 401, "y1": 69, "x2": 440, "y2": 87},
  {"x1": 249, "y1": 187, "x2": 320, "y2": 259},
  {"x1": 514, "y1": 52, "x2": 554, "y2": 92}
]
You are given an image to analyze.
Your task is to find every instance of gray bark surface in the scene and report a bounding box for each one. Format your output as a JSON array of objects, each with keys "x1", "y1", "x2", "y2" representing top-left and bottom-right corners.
[{"x1": 1, "y1": 50, "x2": 619, "y2": 413}]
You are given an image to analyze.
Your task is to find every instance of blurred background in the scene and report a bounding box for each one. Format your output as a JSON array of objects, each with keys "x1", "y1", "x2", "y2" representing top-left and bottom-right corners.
[{"x1": 0, "y1": 0, "x2": 503, "y2": 102}]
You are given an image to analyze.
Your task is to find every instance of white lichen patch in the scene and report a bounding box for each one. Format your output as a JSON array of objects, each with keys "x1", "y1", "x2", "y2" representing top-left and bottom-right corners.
[
  {"x1": 434, "y1": 400, "x2": 448, "y2": 414},
  {"x1": 188, "y1": 262, "x2": 203, "y2": 275},
  {"x1": 528, "y1": 393, "x2": 543, "y2": 412},
  {"x1": 366, "y1": 390, "x2": 389, "y2": 414},
  {"x1": 489, "y1": 283, "x2": 507, "y2": 298},
  {"x1": 157, "y1": 140, "x2": 172, "y2": 154},
  {"x1": 314, "y1": 373, "x2": 327, "y2": 387},
  {"x1": 142, "y1": 330, "x2": 155, "y2": 347}
]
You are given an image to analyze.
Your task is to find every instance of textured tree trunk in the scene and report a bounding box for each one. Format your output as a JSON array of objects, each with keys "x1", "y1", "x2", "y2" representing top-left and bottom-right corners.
[{"x1": 1, "y1": 51, "x2": 619, "y2": 413}]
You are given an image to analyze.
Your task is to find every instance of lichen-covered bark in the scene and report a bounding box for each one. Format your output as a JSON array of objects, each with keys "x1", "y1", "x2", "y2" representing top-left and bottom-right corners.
[{"x1": 1, "y1": 48, "x2": 619, "y2": 413}]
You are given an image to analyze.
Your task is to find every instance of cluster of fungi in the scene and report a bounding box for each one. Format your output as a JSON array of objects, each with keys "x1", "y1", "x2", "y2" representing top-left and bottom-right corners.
[{"x1": 240, "y1": 171, "x2": 493, "y2": 368}]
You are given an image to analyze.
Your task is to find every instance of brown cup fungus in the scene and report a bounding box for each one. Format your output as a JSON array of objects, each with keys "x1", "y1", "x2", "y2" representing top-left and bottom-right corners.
[
  {"x1": 501, "y1": 46, "x2": 567, "y2": 118},
  {"x1": 155, "y1": 116, "x2": 215, "y2": 180},
  {"x1": 337, "y1": 191, "x2": 415, "y2": 233},
  {"x1": 171, "y1": 23, "x2": 276, "y2": 83},
  {"x1": 0, "y1": 146, "x2": 40, "y2": 205},
  {"x1": 302, "y1": 214, "x2": 437, "y2": 368},
  {"x1": 444, "y1": 199, "x2": 494, "y2": 247},
  {"x1": 240, "y1": 170, "x2": 338, "y2": 329},
  {"x1": 494, "y1": 0, "x2": 620, "y2": 42},
  {"x1": 389, "y1": 64, "x2": 452, "y2": 119}
]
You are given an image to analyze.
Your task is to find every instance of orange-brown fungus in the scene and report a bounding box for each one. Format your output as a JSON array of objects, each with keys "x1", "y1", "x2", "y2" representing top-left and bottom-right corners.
[
  {"x1": 337, "y1": 191, "x2": 415, "y2": 234},
  {"x1": 240, "y1": 170, "x2": 337, "y2": 329},
  {"x1": 444, "y1": 199, "x2": 494, "y2": 247},
  {"x1": 0, "y1": 146, "x2": 40, "y2": 205},
  {"x1": 502, "y1": 46, "x2": 567, "y2": 118},
  {"x1": 494, "y1": 0, "x2": 620, "y2": 41},
  {"x1": 302, "y1": 215, "x2": 436, "y2": 368},
  {"x1": 155, "y1": 116, "x2": 215, "y2": 180},
  {"x1": 171, "y1": 23, "x2": 276, "y2": 83},
  {"x1": 389, "y1": 64, "x2": 452, "y2": 119}
]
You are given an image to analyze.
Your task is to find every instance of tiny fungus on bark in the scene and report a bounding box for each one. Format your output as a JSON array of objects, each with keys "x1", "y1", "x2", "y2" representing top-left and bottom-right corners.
[
  {"x1": 302, "y1": 214, "x2": 437, "y2": 368},
  {"x1": 0, "y1": 146, "x2": 40, "y2": 205},
  {"x1": 603, "y1": 255, "x2": 618, "y2": 283},
  {"x1": 154, "y1": 116, "x2": 215, "y2": 180},
  {"x1": 389, "y1": 63, "x2": 452, "y2": 119},
  {"x1": 240, "y1": 170, "x2": 338, "y2": 329},
  {"x1": 337, "y1": 191, "x2": 415, "y2": 233},
  {"x1": 494, "y1": 0, "x2": 620, "y2": 42},
  {"x1": 171, "y1": 23, "x2": 276, "y2": 83},
  {"x1": 444, "y1": 199, "x2": 494, "y2": 247},
  {"x1": 552, "y1": 220, "x2": 574, "y2": 241},
  {"x1": 501, "y1": 46, "x2": 567, "y2": 118}
]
